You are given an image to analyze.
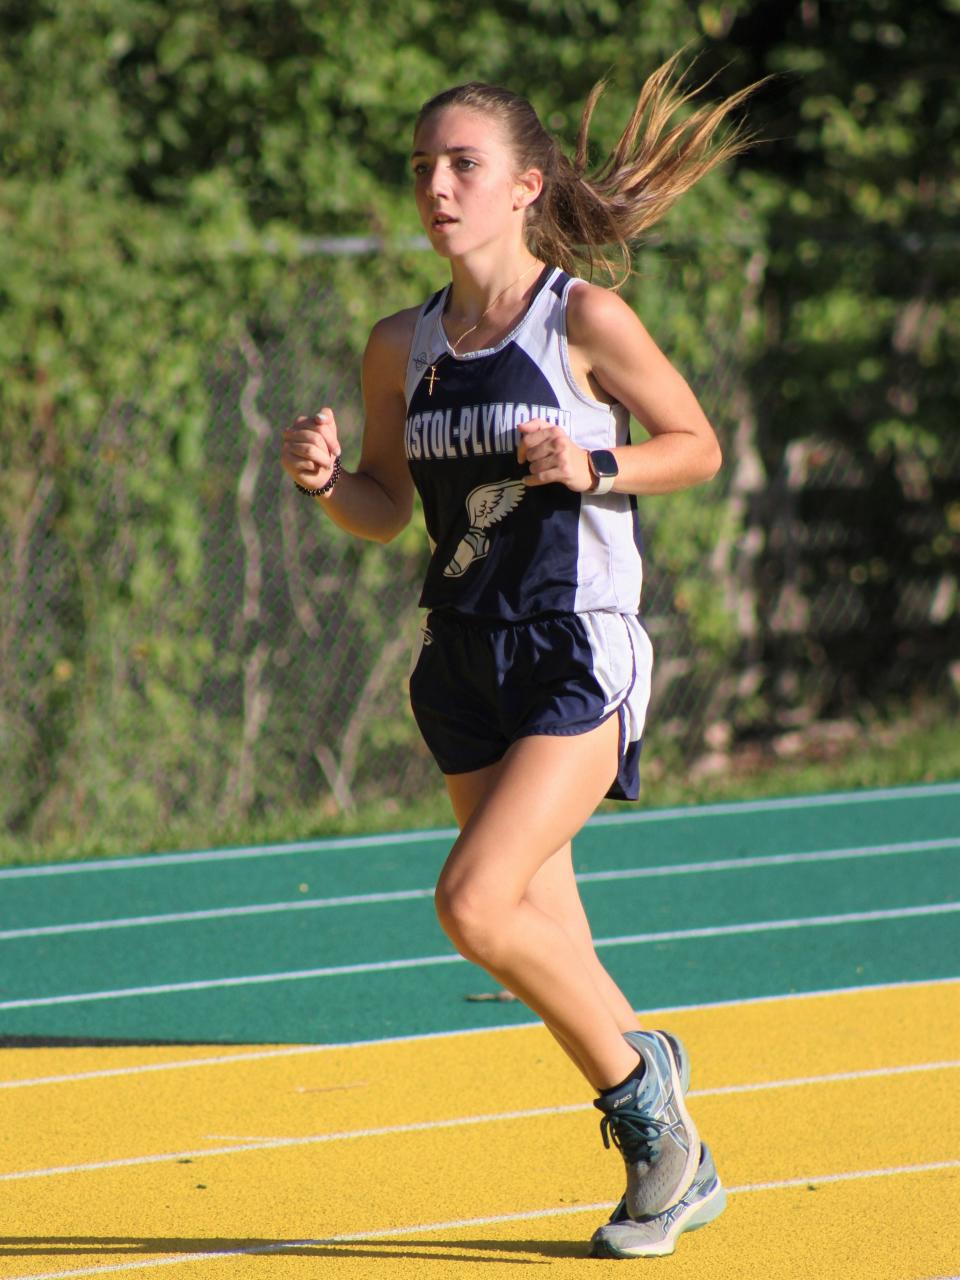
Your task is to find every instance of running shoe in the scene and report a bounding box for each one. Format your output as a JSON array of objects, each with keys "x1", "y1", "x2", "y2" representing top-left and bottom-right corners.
[
  {"x1": 593, "y1": 1029, "x2": 700, "y2": 1217},
  {"x1": 630, "y1": 1029, "x2": 691, "y2": 1094},
  {"x1": 590, "y1": 1143, "x2": 726, "y2": 1258}
]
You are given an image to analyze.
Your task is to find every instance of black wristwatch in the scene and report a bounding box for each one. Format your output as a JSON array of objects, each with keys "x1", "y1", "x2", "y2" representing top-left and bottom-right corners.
[{"x1": 587, "y1": 449, "x2": 619, "y2": 495}]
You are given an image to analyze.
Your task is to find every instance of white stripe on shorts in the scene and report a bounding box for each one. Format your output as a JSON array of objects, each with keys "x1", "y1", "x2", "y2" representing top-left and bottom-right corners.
[{"x1": 579, "y1": 611, "x2": 653, "y2": 747}]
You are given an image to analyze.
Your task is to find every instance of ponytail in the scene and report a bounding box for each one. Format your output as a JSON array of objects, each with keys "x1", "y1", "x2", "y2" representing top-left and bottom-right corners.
[{"x1": 417, "y1": 53, "x2": 764, "y2": 286}]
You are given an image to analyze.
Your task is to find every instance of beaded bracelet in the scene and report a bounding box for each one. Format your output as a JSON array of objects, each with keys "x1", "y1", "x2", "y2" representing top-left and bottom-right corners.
[{"x1": 295, "y1": 454, "x2": 342, "y2": 498}]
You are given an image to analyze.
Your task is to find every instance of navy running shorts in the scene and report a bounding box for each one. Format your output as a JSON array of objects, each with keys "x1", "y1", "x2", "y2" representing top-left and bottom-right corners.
[{"x1": 408, "y1": 609, "x2": 653, "y2": 801}]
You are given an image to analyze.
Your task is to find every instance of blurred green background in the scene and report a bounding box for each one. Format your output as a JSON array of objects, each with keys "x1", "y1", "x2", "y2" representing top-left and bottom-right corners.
[{"x1": 1, "y1": 0, "x2": 958, "y2": 865}]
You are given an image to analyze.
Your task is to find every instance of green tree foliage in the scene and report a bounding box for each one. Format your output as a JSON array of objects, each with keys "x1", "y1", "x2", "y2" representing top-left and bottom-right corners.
[
  {"x1": 698, "y1": 1, "x2": 960, "y2": 724},
  {"x1": 705, "y1": 0, "x2": 959, "y2": 453},
  {"x1": 1, "y1": 0, "x2": 956, "y2": 857}
]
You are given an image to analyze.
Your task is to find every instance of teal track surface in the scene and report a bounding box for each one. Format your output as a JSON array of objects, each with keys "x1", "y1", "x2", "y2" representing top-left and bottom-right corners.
[{"x1": 1, "y1": 783, "x2": 958, "y2": 1045}]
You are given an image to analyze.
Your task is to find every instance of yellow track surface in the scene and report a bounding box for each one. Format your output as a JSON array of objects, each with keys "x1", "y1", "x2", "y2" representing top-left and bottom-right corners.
[{"x1": 2, "y1": 981, "x2": 958, "y2": 1279}]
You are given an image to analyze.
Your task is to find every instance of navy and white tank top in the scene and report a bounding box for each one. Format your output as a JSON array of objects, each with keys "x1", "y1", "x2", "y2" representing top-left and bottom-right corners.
[{"x1": 403, "y1": 266, "x2": 644, "y2": 623}]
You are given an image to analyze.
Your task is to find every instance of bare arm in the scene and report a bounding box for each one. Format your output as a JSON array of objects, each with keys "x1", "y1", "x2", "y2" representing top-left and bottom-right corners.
[
  {"x1": 520, "y1": 283, "x2": 722, "y2": 495},
  {"x1": 280, "y1": 309, "x2": 417, "y2": 543}
]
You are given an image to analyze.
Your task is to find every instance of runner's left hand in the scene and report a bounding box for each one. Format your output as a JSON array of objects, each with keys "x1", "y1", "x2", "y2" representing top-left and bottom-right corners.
[{"x1": 518, "y1": 420, "x2": 593, "y2": 492}]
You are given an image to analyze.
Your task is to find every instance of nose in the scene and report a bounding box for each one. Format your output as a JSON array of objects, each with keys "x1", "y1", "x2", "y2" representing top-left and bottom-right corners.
[{"x1": 422, "y1": 161, "x2": 450, "y2": 201}]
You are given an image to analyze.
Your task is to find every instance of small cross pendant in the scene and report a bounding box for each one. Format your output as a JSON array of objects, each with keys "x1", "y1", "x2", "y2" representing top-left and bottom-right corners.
[{"x1": 426, "y1": 365, "x2": 439, "y2": 396}]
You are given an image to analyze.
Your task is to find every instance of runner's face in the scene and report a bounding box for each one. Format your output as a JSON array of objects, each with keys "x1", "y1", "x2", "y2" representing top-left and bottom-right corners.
[{"x1": 411, "y1": 106, "x2": 529, "y2": 257}]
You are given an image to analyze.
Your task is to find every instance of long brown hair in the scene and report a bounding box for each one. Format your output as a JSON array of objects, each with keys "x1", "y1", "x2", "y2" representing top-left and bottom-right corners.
[{"x1": 416, "y1": 53, "x2": 763, "y2": 286}]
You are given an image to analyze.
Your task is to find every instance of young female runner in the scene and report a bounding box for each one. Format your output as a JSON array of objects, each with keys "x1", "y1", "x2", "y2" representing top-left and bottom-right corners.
[{"x1": 281, "y1": 57, "x2": 756, "y2": 1257}]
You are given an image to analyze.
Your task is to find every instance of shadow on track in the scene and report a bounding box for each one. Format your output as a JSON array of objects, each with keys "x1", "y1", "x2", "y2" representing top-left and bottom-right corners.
[{"x1": 0, "y1": 1236, "x2": 589, "y2": 1264}]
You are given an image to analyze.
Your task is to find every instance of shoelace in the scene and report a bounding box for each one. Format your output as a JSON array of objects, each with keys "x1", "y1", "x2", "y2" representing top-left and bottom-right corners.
[{"x1": 599, "y1": 1108, "x2": 671, "y2": 1165}]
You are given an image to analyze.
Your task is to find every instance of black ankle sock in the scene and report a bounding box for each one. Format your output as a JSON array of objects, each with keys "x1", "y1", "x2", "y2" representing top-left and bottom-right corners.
[{"x1": 599, "y1": 1054, "x2": 646, "y2": 1098}]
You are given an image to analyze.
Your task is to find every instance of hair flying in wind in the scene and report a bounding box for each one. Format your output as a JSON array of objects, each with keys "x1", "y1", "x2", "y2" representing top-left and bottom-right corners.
[{"x1": 416, "y1": 53, "x2": 764, "y2": 286}]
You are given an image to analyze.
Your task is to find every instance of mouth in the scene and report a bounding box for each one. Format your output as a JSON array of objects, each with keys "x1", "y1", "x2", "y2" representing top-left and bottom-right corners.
[{"x1": 431, "y1": 213, "x2": 458, "y2": 230}]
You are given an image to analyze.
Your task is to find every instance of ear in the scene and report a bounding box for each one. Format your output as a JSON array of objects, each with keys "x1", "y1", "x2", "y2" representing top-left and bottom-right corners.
[{"x1": 512, "y1": 167, "x2": 544, "y2": 211}]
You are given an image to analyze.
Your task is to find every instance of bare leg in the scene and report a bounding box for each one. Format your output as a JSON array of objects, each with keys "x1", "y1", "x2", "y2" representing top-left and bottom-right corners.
[
  {"x1": 435, "y1": 716, "x2": 641, "y2": 1091},
  {"x1": 526, "y1": 843, "x2": 642, "y2": 1034},
  {"x1": 446, "y1": 768, "x2": 642, "y2": 1076}
]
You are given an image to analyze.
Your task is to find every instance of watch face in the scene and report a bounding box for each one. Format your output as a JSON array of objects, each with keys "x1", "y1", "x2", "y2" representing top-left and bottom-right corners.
[{"x1": 590, "y1": 449, "x2": 619, "y2": 478}]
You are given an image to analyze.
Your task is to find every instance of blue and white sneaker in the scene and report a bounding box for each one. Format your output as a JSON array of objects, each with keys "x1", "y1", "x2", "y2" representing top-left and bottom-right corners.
[
  {"x1": 590, "y1": 1143, "x2": 727, "y2": 1258},
  {"x1": 594, "y1": 1030, "x2": 700, "y2": 1217},
  {"x1": 630, "y1": 1029, "x2": 691, "y2": 1094}
]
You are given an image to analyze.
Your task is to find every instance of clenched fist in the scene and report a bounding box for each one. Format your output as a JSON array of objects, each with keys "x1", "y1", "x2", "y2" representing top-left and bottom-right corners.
[
  {"x1": 281, "y1": 408, "x2": 342, "y2": 492},
  {"x1": 517, "y1": 420, "x2": 592, "y2": 492}
]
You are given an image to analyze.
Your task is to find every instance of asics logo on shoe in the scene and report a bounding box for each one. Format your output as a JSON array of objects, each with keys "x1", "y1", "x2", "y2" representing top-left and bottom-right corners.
[
  {"x1": 659, "y1": 1196, "x2": 690, "y2": 1227},
  {"x1": 661, "y1": 1104, "x2": 689, "y2": 1151}
]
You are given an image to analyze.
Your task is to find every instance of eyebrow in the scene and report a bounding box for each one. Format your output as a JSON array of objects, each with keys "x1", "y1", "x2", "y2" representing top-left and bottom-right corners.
[{"x1": 410, "y1": 145, "x2": 487, "y2": 159}]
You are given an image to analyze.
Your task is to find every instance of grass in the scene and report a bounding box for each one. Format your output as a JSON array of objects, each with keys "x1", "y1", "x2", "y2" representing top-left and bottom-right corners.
[{"x1": 2, "y1": 704, "x2": 958, "y2": 868}]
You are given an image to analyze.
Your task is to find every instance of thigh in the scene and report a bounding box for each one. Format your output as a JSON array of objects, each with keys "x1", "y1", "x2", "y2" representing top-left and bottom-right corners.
[
  {"x1": 438, "y1": 714, "x2": 619, "y2": 909},
  {"x1": 447, "y1": 765, "x2": 586, "y2": 935},
  {"x1": 444, "y1": 759, "x2": 503, "y2": 830}
]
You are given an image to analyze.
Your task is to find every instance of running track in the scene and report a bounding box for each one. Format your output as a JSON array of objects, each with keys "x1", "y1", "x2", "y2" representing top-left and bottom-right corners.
[{"x1": 1, "y1": 782, "x2": 958, "y2": 1278}]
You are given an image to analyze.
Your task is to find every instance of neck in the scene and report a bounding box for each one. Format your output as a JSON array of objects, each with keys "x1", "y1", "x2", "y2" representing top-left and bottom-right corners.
[{"x1": 445, "y1": 251, "x2": 543, "y2": 326}]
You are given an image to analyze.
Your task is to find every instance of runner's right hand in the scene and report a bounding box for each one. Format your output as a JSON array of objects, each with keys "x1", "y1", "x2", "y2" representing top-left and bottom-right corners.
[{"x1": 281, "y1": 409, "x2": 342, "y2": 490}]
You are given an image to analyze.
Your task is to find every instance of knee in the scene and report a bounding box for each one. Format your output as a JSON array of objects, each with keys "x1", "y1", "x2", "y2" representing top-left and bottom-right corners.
[{"x1": 434, "y1": 876, "x2": 506, "y2": 966}]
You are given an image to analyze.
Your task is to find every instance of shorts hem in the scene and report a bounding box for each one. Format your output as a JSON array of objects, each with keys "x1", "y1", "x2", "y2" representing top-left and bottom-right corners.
[
  {"x1": 516, "y1": 703, "x2": 642, "y2": 803},
  {"x1": 511, "y1": 701, "x2": 621, "y2": 743},
  {"x1": 437, "y1": 750, "x2": 508, "y2": 777},
  {"x1": 434, "y1": 706, "x2": 621, "y2": 778}
]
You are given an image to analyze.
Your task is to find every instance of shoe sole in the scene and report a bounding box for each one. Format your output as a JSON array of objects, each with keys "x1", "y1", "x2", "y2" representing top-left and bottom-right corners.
[{"x1": 590, "y1": 1180, "x2": 728, "y2": 1259}]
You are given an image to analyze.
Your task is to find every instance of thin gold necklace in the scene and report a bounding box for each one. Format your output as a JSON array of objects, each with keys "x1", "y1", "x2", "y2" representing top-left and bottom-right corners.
[{"x1": 426, "y1": 261, "x2": 541, "y2": 396}]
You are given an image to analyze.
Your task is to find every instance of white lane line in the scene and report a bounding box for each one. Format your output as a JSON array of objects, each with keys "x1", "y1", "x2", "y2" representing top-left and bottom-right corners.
[
  {"x1": 3, "y1": 901, "x2": 957, "y2": 1012},
  {"x1": 594, "y1": 901, "x2": 960, "y2": 949},
  {"x1": 579, "y1": 836, "x2": 959, "y2": 884},
  {"x1": 0, "y1": 829, "x2": 457, "y2": 879},
  {"x1": 0, "y1": 954, "x2": 466, "y2": 1012},
  {"x1": 0, "y1": 1102, "x2": 589, "y2": 1181},
  {"x1": 645, "y1": 973, "x2": 960, "y2": 1019},
  {"x1": 727, "y1": 1159, "x2": 960, "y2": 1195},
  {"x1": 1, "y1": 1059, "x2": 956, "y2": 1184},
  {"x1": 3, "y1": 1159, "x2": 958, "y2": 1280},
  {"x1": 0, "y1": 888, "x2": 437, "y2": 941},
  {"x1": 276, "y1": 1159, "x2": 960, "y2": 1236},
  {"x1": 591, "y1": 782, "x2": 960, "y2": 826},
  {"x1": 4, "y1": 837, "x2": 957, "y2": 941},
  {"x1": 3, "y1": 974, "x2": 958, "y2": 1091},
  {"x1": 0, "y1": 1044, "x2": 374, "y2": 1091},
  {"x1": 693, "y1": 1058, "x2": 960, "y2": 1097},
  {"x1": 3, "y1": 781, "x2": 958, "y2": 879}
]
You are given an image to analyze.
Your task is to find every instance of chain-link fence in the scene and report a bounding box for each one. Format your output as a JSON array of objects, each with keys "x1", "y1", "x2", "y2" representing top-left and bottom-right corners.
[{"x1": 2, "y1": 275, "x2": 958, "y2": 859}]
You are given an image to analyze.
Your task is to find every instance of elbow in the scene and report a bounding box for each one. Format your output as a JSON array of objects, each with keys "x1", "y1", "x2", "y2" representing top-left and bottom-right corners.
[
  {"x1": 376, "y1": 502, "x2": 414, "y2": 544},
  {"x1": 702, "y1": 439, "x2": 723, "y2": 482}
]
